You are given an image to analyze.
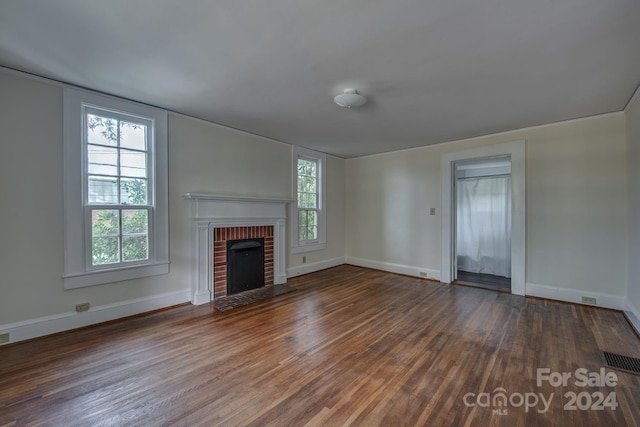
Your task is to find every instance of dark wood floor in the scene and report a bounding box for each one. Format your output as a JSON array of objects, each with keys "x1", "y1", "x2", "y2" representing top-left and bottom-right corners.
[
  {"x1": 1, "y1": 265, "x2": 639, "y2": 426},
  {"x1": 456, "y1": 270, "x2": 511, "y2": 292}
]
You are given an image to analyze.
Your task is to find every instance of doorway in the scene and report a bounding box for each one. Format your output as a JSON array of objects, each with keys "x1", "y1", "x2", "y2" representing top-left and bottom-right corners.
[
  {"x1": 453, "y1": 157, "x2": 512, "y2": 292},
  {"x1": 440, "y1": 140, "x2": 526, "y2": 296}
]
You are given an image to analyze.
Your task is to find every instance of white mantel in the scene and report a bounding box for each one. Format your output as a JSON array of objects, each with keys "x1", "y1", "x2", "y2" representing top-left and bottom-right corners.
[{"x1": 184, "y1": 193, "x2": 294, "y2": 305}]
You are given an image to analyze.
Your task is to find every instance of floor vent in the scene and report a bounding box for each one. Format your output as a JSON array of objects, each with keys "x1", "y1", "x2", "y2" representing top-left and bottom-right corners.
[{"x1": 601, "y1": 351, "x2": 640, "y2": 375}]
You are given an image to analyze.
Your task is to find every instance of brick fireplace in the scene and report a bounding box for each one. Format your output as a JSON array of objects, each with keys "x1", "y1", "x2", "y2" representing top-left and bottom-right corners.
[
  {"x1": 184, "y1": 193, "x2": 291, "y2": 304},
  {"x1": 213, "y1": 226, "x2": 274, "y2": 298}
]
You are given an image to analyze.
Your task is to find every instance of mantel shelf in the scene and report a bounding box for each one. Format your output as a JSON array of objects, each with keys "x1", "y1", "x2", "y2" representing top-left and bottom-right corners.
[{"x1": 183, "y1": 193, "x2": 295, "y2": 204}]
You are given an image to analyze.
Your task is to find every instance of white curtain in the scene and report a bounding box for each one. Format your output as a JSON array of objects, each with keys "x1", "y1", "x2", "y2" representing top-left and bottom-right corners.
[{"x1": 456, "y1": 176, "x2": 511, "y2": 278}]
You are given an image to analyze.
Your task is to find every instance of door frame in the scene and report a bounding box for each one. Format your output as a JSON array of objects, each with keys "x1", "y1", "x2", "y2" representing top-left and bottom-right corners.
[{"x1": 440, "y1": 140, "x2": 526, "y2": 295}]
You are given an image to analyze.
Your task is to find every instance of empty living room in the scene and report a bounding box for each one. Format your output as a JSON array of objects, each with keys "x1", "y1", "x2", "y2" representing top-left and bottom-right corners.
[{"x1": 1, "y1": 1, "x2": 640, "y2": 426}]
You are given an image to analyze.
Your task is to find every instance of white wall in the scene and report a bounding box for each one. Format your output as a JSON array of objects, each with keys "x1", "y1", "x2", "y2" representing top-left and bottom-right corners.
[
  {"x1": 346, "y1": 113, "x2": 628, "y2": 301},
  {"x1": 345, "y1": 144, "x2": 442, "y2": 277},
  {"x1": 626, "y1": 91, "x2": 640, "y2": 318},
  {"x1": 0, "y1": 71, "x2": 345, "y2": 342}
]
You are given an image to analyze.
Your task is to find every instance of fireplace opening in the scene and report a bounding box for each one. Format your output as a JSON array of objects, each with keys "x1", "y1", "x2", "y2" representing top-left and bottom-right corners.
[{"x1": 226, "y1": 238, "x2": 265, "y2": 295}]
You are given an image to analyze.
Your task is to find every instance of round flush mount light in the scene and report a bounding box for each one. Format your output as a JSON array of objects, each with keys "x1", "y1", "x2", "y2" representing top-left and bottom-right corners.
[{"x1": 334, "y1": 88, "x2": 367, "y2": 108}]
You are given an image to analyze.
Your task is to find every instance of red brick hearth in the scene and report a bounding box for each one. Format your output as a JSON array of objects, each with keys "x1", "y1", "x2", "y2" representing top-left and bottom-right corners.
[{"x1": 213, "y1": 226, "x2": 274, "y2": 298}]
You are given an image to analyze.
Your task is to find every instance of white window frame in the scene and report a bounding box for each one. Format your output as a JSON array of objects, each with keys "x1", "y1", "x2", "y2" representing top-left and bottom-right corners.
[
  {"x1": 292, "y1": 146, "x2": 326, "y2": 253},
  {"x1": 63, "y1": 87, "x2": 169, "y2": 289}
]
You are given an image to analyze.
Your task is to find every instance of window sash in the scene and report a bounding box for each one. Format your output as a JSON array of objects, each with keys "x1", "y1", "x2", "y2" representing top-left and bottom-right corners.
[
  {"x1": 85, "y1": 205, "x2": 153, "y2": 270},
  {"x1": 82, "y1": 106, "x2": 155, "y2": 270},
  {"x1": 298, "y1": 207, "x2": 319, "y2": 242},
  {"x1": 83, "y1": 106, "x2": 153, "y2": 206},
  {"x1": 297, "y1": 156, "x2": 319, "y2": 243}
]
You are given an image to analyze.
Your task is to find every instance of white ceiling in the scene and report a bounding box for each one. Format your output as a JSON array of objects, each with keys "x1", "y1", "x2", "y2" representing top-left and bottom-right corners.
[{"x1": 1, "y1": 0, "x2": 639, "y2": 158}]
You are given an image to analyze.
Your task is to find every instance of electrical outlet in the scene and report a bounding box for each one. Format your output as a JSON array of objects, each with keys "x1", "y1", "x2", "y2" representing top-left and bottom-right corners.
[
  {"x1": 76, "y1": 302, "x2": 90, "y2": 312},
  {"x1": 302, "y1": 256, "x2": 306, "y2": 264},
  {"x1": 582, "y1": 296, "x2": 596, "y2": 305},
  {"x1": 430, "y1": 208, "x2": 436, "y2": 215},
  {"x1": 0, "y1": 332, "x2": 9, "y2": 344}
]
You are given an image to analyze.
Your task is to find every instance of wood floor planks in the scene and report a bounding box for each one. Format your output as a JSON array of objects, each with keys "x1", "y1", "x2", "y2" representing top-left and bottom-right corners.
[{"x1": 1, "y1": 265, "x2": 640, "y2": 426}]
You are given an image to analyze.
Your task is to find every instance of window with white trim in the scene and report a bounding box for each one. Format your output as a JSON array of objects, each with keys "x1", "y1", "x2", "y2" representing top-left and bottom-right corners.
[
  {"x1": 63, "y1": 87, "x2": 169, "y2": 289},
  {"x1": 292, "y1": 146, "x2": 326, "y2": 253}
]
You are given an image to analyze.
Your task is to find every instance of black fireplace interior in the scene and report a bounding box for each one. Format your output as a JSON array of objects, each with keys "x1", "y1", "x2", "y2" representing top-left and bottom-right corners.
[{"x1": 226, "y1": 238, "x2": 265, "y2": 295}]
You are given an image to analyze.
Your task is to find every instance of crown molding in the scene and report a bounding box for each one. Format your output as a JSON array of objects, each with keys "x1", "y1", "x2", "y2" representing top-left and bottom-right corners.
[{"x1": 624, "y1": 83, "x2": 640, "y2": 113}]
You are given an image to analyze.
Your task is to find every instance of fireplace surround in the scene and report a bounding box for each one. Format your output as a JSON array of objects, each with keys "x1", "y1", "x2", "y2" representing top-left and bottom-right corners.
[
  {"x1": 214, "y1": 228, "x2": 273, "y2": 298},
  {"x1": 184, "y1": 193, "x2": 292, "y2": 304}
]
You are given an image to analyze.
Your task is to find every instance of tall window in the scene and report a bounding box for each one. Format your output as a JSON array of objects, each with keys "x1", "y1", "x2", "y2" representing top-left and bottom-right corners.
[
  {"x1": 297, "y1": 156, "x2": 319, "y2": 242},
  {"x1": 64, "y1": 87, "x2": 169, "y2": 289},
  {"x1": 292, "y1": 147, "x2": 326, "y2": 253},
  {"x1": 86, "y1": 109, "x2": 151, "y2": 266}
]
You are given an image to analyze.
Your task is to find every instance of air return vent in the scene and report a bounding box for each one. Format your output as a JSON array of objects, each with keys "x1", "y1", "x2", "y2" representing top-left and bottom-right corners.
[{"x1": 601, "y1": 351, "x2": 640, "y2": 375}]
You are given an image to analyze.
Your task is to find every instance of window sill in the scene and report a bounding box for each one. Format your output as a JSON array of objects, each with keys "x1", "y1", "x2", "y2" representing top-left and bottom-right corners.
[
  {"x1": 63, "y1": 261, "x2": 170, "y2": 289},
  {"x1": 291, "y1": 243, "x2": 326, "y2": 254}
]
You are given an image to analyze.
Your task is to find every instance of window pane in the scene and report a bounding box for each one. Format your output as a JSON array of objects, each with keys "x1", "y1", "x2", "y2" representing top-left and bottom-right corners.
[
  {"x1": 92, "y1": 237, "x2": 120, "y2": 265},
  {"x1": 306, "y1": 193, "x2": 317, "y2": 208},
  {"x1": 92, "y1": 209, "x2": 119, "y2": 236},
  {"x1": 298, "y1": 159, "x2": 316, "y2": 177},
  {"x1": 297, "y1": 159, "x2": 308, "y2": 174},
  {"x1": 120, "y1": 121, "x2": 146, "y2": 150},
  {"x1": 120, "y1": 178, "x2": 148, "y2": 205},
  {"x1": 87, "y1": 114, "x2": 117, "y2": 146},
  {"x1": 297, "y1": 193, "x2": 315, "y2": 209},
  {"x1": 298, "y1": 209, "x2": 319, "y2": 242},
  {"x1": 122, "y1": 209, "x2": 148, "y2": 234},
  {"x1": 120, "y1": 149, "x2": 146, "y2": 178},
  {"x1": 88, "y1": 177, "x2": 118, "y2": 204},
  {"x1": 122, "y1": 236, "x2": 148, "y2": 262},
  {"x1": 307, "y1": 210, "x2": 317, "y2": 227},
  {"x1": 307, "y1": 226, "x2": 317, "y2": 240},
  {"x1": 88, "y1": 145, "x2": 118, "y2": 175},
  {"x1": 297, "y1": 177, "x2": 306, "y2": 193},
  {"x1": 298, "y1": 192, "x2": 308, "y2": 208},
  {"x1": 299, "y1": 210, "x2": 308, "y2": 227},
  {"x1": 303, "y1": 176, "x2": 316, "y2": 193},
  {"x1": 299, "y1": 226, "x2": 307, "y2": 242}
]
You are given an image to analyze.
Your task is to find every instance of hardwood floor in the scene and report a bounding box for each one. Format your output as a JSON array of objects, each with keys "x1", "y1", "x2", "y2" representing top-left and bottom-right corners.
[
  {"x1": 455, "y1": 270, "x2": 511, "y2": 293},
  {"x1": 1, "y1": 265, "x2": 639, "y2": 426}
]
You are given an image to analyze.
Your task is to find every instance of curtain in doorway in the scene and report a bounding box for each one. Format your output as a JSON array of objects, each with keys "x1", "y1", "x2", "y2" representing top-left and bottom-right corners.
[{"x1": 456, "y1": 176, "x2": 511, "y2": 277}]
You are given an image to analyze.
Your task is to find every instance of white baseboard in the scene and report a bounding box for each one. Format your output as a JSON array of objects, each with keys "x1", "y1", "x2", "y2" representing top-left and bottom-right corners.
[
  {"x1": 526, "y1": 283, "x2": 626, "y2": 311},
  {"x1": 0, "y1": 289, "x2": 191, "y2": 346},
  {"x1": 345, "y1": 257, "x2": 441, "y2": 281},
  {"x1": 192, "y1": 290, "x2": 212, "y2": 305},
  {"x1": 287, "y1": 257, "x2": 346, "y2": 278},
  {"x1": 624, "y1": 299, "x2": 640, "y2": 336}
]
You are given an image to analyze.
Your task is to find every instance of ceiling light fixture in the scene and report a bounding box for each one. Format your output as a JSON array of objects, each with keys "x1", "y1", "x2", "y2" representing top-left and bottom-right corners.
[{"x1": 334, "y1": 88, "x2": 367, "y2": 108}]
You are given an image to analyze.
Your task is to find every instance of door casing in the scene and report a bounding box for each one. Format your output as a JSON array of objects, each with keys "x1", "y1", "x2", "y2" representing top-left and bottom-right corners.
[{"x1": 441, "y1": 140, "x2": 526, "y2": 296}]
